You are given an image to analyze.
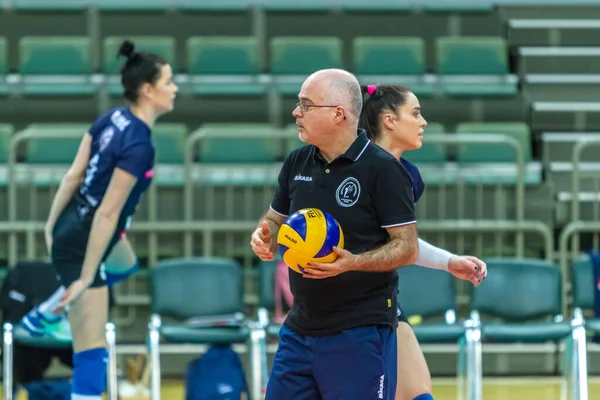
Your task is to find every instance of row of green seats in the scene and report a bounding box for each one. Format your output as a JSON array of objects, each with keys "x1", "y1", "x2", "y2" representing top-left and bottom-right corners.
[
  {"x1": 0, "y1": 122, "x2": 531, "y2": 165},
  {"x1": 404, "y1": 122, "x2": 532, "y2": 164},
  {"x1": 5, "y1": 0, "x2": 494, "y2": 12},
  {"x1": 0, "y1": 123, "x2": 291, "y2": 165},
  {"x1": 0, "y1": 35, "x2": 509, "y2": 76}
]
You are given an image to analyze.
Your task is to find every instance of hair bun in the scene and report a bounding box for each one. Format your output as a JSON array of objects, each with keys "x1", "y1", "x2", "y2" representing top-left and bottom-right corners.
[
  {"x1": 361, "y1": 84, "x2": 379, "y2": 97},
  {"x1": 117, "y1": 40, "x2": 135, "y2": 59}
]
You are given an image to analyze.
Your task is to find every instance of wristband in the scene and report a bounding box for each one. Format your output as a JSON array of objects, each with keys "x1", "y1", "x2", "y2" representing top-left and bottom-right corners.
[{"x1": 416, "y1": 238, "x2": 453, "y2": 271}]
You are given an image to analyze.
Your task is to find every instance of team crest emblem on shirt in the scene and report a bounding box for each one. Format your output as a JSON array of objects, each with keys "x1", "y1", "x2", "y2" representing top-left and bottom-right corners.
[
  {"x1": 99, "y1": 127, "x2": 114, "y2": 152},
  {"x1": 336, "y1": 177, "x2": 361, "y2": 207}
]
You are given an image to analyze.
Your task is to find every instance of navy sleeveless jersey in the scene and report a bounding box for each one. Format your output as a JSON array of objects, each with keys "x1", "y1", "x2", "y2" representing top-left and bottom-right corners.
[
  {"x1": 400, "y1": 158, "x2": 424, "y2": 203},
  {"x1": 79, "y1": 107, "x2": 155, "y2": 225}
]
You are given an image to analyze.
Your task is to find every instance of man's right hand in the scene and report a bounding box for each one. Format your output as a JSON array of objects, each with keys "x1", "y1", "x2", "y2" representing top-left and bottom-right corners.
[{"x1": 251, "y1": 220, "x2": 275, "y2": 261}]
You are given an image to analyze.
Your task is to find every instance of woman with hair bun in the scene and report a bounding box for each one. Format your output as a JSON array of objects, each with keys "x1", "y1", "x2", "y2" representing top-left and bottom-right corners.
[{"x1": 20, "y1": 40, "x2": 178, "y2": 399}]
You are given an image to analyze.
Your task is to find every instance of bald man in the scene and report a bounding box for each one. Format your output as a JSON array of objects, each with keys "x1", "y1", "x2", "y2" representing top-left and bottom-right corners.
[{"x1": 251, "y1": 69, "x2": 419, "y2": 400}]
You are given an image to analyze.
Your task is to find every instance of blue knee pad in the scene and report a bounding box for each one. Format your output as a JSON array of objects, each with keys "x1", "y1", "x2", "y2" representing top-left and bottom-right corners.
[
  {"x1": 72, "y1": 348, "x2": 108, "y2": 397},
  {"x1": 414, "y1": 394, "x2": 434, "y2": 400},
  {"x1": 103, "y1": 260, "x2": 139, "y2": 287}
]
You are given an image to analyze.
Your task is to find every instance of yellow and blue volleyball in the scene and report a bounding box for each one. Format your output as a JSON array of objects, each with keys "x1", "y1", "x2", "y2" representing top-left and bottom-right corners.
[{"x1": 277, "y1": 208, "x2": 344, "y2": 273}]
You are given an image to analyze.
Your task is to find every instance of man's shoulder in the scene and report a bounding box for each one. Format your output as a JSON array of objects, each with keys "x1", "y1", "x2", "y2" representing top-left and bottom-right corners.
[{"x1": 364, "y1": 141, "x2": 401, "y2": 164}]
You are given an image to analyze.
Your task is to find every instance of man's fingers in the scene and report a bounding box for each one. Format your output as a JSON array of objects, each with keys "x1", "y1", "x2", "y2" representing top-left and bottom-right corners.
[
  {"x1": 261, "y1": 221, "x2": 271, "y2": 236},
  {"x1": 251, "y1": 236, "x2": 269, "y2": 248},
  {"x1": 252, "y1": 247, "x2": 273, "y2": 259},
  {"x1": 250, "y1": 238, "x2": 270, "y2": 250},
  {"x1": 302, "y1": 267, "x2": 330, "y2": 279},
  {"x1": 252, "y1": 229, "x2": 271, "y2": 247},
  {"x1": 250, "y1": 241, "x2": 274, "y2": 259}
]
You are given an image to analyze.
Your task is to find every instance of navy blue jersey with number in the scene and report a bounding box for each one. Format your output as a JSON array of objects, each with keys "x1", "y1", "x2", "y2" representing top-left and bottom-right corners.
[
  {"x1": 79, "y1": 107, "x2": 155, "y2": 225},
  {"x1": 400, "y1": 158, "x2": 424, "y2": 203},
  {"x1": 396, "y1": 158, "x2": 425, "y2": 322}
]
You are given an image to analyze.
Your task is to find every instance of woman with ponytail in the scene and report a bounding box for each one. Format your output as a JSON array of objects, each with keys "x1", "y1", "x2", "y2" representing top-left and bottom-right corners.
[
  {"x1": 360, "y1": 84, "x2": 487, "y2": 400},
  {"x1": 20, "y1": 40, "x2": 178, "y2": 400}
]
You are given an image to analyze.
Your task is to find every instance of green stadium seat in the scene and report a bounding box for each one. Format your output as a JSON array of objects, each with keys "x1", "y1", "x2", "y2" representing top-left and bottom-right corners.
[
  {"x1": 257, "y1": 260, "x2": 284, "y2": 338},
  {"x1": 271, "y1": 37, "x2": 343, "y2": 74},
  {"x1": 472, "y1": 258, "x2": 571, "y2": 343},
  {"x1": 0, "y1": 124, "x2": 13, "y2": 164},
  {"x1": 104, "y1": 36, "x2": 176, "y2": 94},
  {"x1": 341, "y1": 1, "x2": 412, "y2": 11},
  {"x1": 97, "y1": 0, "x2": 172, "y2": 10},
  {"x1": 23, "y1": 124, "x2": 87, "y2": 164},
  {"x1": 176, "y1": 1, "x2": 250, "y2": 11},
  {"x1": 19, "y1": 36, "x2": 94, "y2": 95},
  {"x1": 196, "y1": 123, "x2": 281, "y2": 164},
  {"x1": 148, "y1": 258, "x2": 252, "y2": 383},
  {"x1": 422, "y1": 1, "x2": 494, "y2": 12},
  {"x1": 435, "y1": 37, "x2": 516, "y2": 96},
  {"x1": 14, "y1": 0, "x2": 91, "y2": 10},
  {"x1": 262, "y1": 0, "x2": 335, "y2": 11},
  {"x1": 480, "y1": 246, "x2": 543, "y2": 260},
  {"x1": 572, "y1": 254, "x2": 600, "y2": 335},
  {"x1": 153, "y1": 123, "x2": 187, "y2": 164},
  {"x1": 186, "y1": 36, "x2": 265, "y2": 96},
  {"x1": 456, "y1": 122, "x2": 532, "y2": 163},
  {"x1": 402, "y1": 122, "x2": 447, "y2": 163},
  {"x1": 271, "y1": 37, "x2": 343, "y2": 95},
  {"x1": 353, "y1": 37, "x2": 435, "y2": 96},
  {"x1": 0, "y1": 37, "x2": 6, "y2": 96},
  {"x1": 397, "y1": 265, "x2": 465, "y2": 343},
  {"x1": 353, "y1": 37, "x2": 425, "y2": 75},
  {"x1": 436, "y1": 37, "x2": 508, "y2": 75},
  {"x1": 0, "y1": 37, "x2": 6, "y2": 74}
]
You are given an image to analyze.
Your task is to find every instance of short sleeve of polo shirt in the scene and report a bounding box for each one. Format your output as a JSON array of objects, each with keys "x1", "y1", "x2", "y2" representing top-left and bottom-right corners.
[
  {"x1": 374, "y1": 158, "x2": 416, "y2": 228},
  {"x1": 270, "y1": 153, "x2": 292, "y2": 217}
]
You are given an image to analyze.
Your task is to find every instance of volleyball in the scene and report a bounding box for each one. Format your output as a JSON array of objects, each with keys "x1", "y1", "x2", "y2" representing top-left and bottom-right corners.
[{"x1": 277, "y1": 208, "x2": 344, "y2": 273}]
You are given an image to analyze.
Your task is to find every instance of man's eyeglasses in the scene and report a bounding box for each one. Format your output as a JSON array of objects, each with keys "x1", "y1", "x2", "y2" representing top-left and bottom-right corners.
[{"x1": 296, "y1": 102, "x2": 339, "y2": 113}]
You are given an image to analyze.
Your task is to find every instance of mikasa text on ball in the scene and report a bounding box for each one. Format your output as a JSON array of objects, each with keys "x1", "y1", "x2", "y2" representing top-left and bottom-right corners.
[{"x1": 277, "y1": 208, "x2": 344, "y2": 273}]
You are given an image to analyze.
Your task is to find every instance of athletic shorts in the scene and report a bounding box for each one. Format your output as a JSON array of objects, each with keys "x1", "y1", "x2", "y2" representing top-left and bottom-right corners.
[
  {"x1": 265, "y1": 324, "x2": 397, "y2": 400},
  {"x1": 51, "y1": 198, "x2": 122, "y2": 289}
]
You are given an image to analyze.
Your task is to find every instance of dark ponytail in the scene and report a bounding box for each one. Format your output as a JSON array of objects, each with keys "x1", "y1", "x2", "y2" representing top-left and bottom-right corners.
[
  {"x1": 359, "y1": 84, "x2": 411, "y2": 142},
  {"x1": 117, "y1": 40, "x2": 167, "y2": 104}
]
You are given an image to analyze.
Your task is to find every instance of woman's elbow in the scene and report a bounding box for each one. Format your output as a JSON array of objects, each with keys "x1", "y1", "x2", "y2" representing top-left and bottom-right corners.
[
  {"x1": 95, "y1": 208, "x2": 120, "y2": 223},
  {"x1": 63, "y1": 169, "x2": 84, "y2": 184}
]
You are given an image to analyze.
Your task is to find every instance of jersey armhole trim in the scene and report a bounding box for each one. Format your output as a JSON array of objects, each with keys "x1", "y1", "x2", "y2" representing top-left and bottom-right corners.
[
  {"x1": 381, "y1": 220, "x2": 417, "y2": 228},
  {"x1": 270, "y1": 205, "x2": 289, "y2": 218}
]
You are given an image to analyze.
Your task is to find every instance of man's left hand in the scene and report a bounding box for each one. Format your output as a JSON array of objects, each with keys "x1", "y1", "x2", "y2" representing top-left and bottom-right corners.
[{"x1": 302, "y1": 247, "x2": 357, "y2": 279}]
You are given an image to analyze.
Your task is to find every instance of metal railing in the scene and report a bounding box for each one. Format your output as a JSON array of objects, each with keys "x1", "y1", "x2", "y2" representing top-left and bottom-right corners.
[
  {"x1": 559, "y1": 221, "x2": 600, "y2": 316},
  {"x1": 571, "y1": 138, "x2": 600, "y2": 260},
  {"x1": 3, "y1": 128, "x2": 533, "y2": 304}
]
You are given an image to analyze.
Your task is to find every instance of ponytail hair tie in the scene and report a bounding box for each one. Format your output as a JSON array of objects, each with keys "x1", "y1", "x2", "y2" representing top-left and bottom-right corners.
[{"x1": 367, "y1": 84, "x2": 377, "y2": 95}]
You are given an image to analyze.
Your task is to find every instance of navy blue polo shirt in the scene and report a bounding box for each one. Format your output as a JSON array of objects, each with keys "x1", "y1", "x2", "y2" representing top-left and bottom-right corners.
[
  {"x1": 271, "y1": 130, "x2": 416, "y2": 336},
  {"x1": 79, "y1": 107, "x2": 155, "y2": 230}
]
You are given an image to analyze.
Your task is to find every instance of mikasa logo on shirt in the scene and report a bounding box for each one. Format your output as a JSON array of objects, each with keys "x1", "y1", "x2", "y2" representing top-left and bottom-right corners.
[{"x1": 294, "y1": 174, "x2": 313, "y2": 182}]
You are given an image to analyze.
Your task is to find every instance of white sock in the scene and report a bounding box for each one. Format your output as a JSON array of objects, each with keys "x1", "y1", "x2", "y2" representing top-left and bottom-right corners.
[{"x1": 37, "y1": 286, "x2": 66, "y2": 319}]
